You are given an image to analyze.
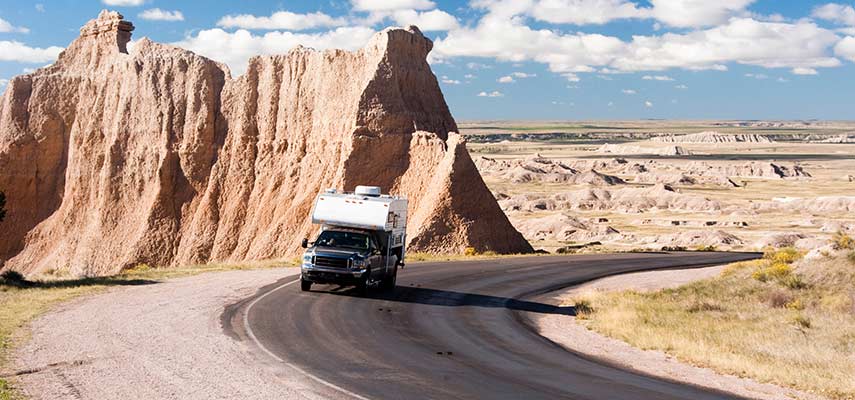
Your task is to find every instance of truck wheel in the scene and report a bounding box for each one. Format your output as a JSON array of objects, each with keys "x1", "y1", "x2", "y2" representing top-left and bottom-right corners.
[
  {"x1": 381, "y1": 257, "x2": 398, "y2": 291},
  {"x1": 300, "y1": 278, "x2": 312, "y2": 292},
  {"x1": 355, "y1": 269, "x2": 370, "y2": 294}
]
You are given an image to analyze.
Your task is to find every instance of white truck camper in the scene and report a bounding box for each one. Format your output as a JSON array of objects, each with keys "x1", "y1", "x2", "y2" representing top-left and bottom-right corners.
[{"x1": 300, "y1": 186, "x2": 408, "y2": 293}]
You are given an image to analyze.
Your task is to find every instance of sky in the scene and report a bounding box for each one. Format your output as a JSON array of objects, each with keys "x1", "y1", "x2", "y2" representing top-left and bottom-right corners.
[{"x1": 1, "y1": 0, "x2": 855, "y2": 121}]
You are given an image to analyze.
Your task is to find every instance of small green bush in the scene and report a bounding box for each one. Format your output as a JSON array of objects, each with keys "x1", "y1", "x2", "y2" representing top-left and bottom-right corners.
[
  {"x1": 695, "y1": 245, "x2": 718, "y2": 252},
  {"x1": 848, "y1": 251, "x2": 855, "y2": 265},
  {"x1": 464, "y1": 247, "x2": 477, "y2": 256}
]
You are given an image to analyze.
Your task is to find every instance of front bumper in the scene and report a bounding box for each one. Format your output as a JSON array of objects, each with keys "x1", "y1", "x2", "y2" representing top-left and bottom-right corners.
[{"x1": 301, "y1": 264, "x2": 367, "y2": 284}]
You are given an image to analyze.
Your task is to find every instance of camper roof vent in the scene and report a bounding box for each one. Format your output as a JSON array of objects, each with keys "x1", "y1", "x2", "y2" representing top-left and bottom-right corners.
[{"x1": 354, "y1": 185, "x2": 381, "y2": 197}]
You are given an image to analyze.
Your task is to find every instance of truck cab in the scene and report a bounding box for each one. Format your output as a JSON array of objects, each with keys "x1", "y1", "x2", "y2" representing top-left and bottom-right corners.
[{"x1": 300, "y1": 186, "x2": 407, "y2": 293}]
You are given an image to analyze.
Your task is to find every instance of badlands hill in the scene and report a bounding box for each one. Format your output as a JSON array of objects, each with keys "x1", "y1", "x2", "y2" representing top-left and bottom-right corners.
[{"x1": 0, "y1": 11, "x2": 532, "y2": 276}]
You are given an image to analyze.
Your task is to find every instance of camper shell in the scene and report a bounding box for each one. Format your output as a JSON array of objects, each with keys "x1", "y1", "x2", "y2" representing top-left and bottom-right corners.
[{"x1": 300, "y1": 186, "x2": 408, "y2": 292}]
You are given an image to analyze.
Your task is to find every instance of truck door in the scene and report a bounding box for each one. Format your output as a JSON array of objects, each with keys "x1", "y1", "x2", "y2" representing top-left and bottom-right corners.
[{"x1": 368, "y1": 235, "x2": 385, "y2": 278}]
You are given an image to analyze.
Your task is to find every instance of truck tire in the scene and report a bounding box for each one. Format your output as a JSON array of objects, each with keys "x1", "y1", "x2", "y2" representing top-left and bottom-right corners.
[
  {"x1": 355, "y1": 268, "x2": 370, "y2": 294},
  {"x1": 380, "y1": 257, "x2": 398, "y2": 291},
  {"x1": 300, "y1": 278, "x2": 312, "y2": 292}
]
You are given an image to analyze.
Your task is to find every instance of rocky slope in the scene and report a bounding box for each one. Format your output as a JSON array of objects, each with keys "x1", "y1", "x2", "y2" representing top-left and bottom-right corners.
[{"x1": 0, "y1": 11, "x2": 532, "y2": 276}]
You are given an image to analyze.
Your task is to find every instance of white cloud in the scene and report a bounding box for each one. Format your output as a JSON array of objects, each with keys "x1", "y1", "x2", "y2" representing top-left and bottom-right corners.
[
  {"x1": 0, "y1": 41, "x2": 63, "y2": 63},
  {"x1": 217, "y1": 11, "x2": 345, "y2": 30},
  {"x1": 645, "y1": 100, "x2": 653, "y2": 107},
  {"x1": 466, "y1": 62, "x2": 492, "y2": 70},
  {"x1": 352, "y1": 0, "x2": 436, "y2": 12},
  {"x1": 497, "y1": 75, "x2": 515, "y2": 83},
  {"x1": 835, "y1": 36, "x2": 855, "y2": 62},
  {"x1": 464, "y1": 73, "x2": 476, "y2": 79},
  {"x1": 102, "y1": 0, "x2": 146, "y2": 6},
  {"x1": 511, "y1": 71, "x2": 536, "y2": 78},
  {"x1": 384, "y1": 9, "x2": 459, "y2": 31},
  {"x1": 649, "y1": 0, "x2": 755, "y2": 28},
  {"x1": 621, "y1": 89, "x2": 636, "y2": 94},
  {"x1": 530, "y1": 0, "x2": 648, "y2": 25},
  {"x1": 0, "y1": 79, "x2": 8, "y2": 89},
  {"x1": 35, "y1": 4, "x2": 45, "y2": 12},
  {"x1": 139, "y1": 8, "x2": 184, "y2": 22},
  {"x1": 744, "y1": 73, "x2": 768, "y2": 79},
  {"x1": 675, "y1": 84, "x2": 688, "y2": 89},
  {"x1": 607, "y1": 101, "x2": 614, "y2": 106},
  {"x1": 642, "y1": 75, "x2": 674, "y2": 81},
  {"x1": 812, "y1": 3, "x2": 855, "y2": 26},
  {"x1": 0, "y1": 17, "x2": 29, "y2": 33},
  {"x1": 777, "y1": 77, "x2": 789, "y2": 82},
  {"x1": 174, "y1": 27, "x2": 376, "y2": 76},
  {"x1": 434, "y1": 6, "x2": 842, "y2": 79},
  {"x1": 792, "y1": 67, "x2": 818, "y2": 75},
  {"x1": 478, "y1": 90, "x2": 504, "y2": 97},
  {"x1": 441, "y1": 76, "x2": 461, "y2": 84}
]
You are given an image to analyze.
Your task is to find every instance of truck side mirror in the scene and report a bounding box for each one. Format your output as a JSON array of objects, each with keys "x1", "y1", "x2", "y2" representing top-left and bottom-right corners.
[{"x1": 301, "y1": 238, "x2": 309, "y2": 248}]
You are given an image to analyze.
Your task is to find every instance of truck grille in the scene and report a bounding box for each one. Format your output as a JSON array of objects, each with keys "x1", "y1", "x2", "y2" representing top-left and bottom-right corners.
[{"x1": 314, "y1": 255, "x2": 349, "y2": 269}]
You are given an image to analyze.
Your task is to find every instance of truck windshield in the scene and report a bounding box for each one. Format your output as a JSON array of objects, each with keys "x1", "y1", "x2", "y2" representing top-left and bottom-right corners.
[{"x1": 315, "y1": 231, "x2": 370, "y2": 251}]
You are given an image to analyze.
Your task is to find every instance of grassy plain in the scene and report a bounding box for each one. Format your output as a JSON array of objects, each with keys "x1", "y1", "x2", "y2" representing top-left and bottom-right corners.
[{"x1": 566, "y1": 248, "x2": 855, "y2": 399}]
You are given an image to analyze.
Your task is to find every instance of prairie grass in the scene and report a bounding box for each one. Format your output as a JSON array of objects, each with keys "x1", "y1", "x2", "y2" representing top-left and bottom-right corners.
[
  {"x1": 0, "y1": 260, "x2": 293, "y2": 399},
  {"x1": 575, "y1": 249, "x2": 855, "y2": 399}
]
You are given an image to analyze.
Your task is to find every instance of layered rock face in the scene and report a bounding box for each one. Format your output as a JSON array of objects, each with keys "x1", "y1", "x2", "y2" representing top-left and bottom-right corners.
[{"x1": 0, "y1": 11, "x2": 532, "y2": 276}]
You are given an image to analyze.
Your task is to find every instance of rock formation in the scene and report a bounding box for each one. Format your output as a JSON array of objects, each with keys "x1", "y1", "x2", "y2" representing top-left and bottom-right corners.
[
  {"x1": 0, "y1": 11, "x2": 532, "y2": 276},
  {"x1": 652, "y1": 132, "x2": 774, "y2": 143}
]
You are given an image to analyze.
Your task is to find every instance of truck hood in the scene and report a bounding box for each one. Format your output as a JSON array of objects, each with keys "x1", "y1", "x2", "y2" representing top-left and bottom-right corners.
[{"x1": 311, "y1": 246, "x2": 368, "y2": 258}]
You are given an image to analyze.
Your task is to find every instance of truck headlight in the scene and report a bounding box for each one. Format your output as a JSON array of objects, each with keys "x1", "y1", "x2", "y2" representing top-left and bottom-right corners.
[
  {"x1": 351, "y1": 258, "x2": 365, "y2": 268},
  {"x1": 302, "y1": 254, "x2": 312, "y2": 263}
]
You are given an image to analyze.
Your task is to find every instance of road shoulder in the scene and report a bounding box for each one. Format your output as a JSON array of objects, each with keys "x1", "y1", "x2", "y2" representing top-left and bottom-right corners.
[{"x1": 10, "y1": 268, "x2": 346, "y2": 400}]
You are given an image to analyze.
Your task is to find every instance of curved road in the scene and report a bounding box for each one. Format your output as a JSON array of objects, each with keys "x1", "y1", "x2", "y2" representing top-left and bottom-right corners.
[{"x1": 230, "y1": 252, "x2": 759, "y2": 399}]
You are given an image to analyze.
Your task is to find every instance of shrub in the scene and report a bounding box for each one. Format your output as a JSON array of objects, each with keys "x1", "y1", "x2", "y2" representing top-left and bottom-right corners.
[
  {"x1": 752, "y1": 262, "x2": 792, "y2": 283},
  {"x1": 695, "y1": 245, "x2": 718, "y2": 252},
  {"x1": 764, "y1": 247, "x2": 802, "y2": 264},
  {"x1": 785, "y1": 298, "x2": 805, "y2": 310},
  {"x1": 464, "y1": 247, "x2": 477, "y2": 256},
  {"x1": 832, "y1": 231, "x2": 855, "y2": 250},
  {"x1": 792, "y1": 314, "x2": 811, "y2": 329},
  {"x1": 687, "y1": 301, "x2": 725, "y2": 313},
  {"x1": 848, "y1": 251, "x2": 855, "y2": 265},
  {"x1": 765, "y1": 290, "x2": 794, "y2": 308},
  {"x1": 573, "y1": 298, "x2": 594, "y2": 318},
  {"x1": 0, "y1": 270, "x2": 26, "y2": 286}
]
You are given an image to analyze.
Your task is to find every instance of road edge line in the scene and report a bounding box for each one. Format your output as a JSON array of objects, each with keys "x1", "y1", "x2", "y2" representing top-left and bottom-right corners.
[{"x1": 242, "y1": 278, "x2": 372, "y2": 400}]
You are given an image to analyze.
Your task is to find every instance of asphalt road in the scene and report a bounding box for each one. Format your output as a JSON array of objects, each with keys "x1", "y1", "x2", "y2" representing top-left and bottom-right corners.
[{"x1": 232, "y1": 252, "x2": 760, "y2": 400}]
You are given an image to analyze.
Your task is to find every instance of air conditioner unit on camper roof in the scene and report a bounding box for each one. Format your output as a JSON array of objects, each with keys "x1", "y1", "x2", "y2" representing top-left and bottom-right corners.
[{"x1": 355, "y1": 185, "x2": 381, "y2": 197}]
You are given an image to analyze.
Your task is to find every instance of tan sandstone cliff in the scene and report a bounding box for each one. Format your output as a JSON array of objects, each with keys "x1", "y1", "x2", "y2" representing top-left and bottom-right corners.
[{"x1": 0, "y1": 11, "x2": 532, "y2": 276}]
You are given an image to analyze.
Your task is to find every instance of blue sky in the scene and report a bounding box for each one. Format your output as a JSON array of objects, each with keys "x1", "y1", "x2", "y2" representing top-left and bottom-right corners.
[{"x1": 1, "y1": 0, "x2": 855, "y2": 120}]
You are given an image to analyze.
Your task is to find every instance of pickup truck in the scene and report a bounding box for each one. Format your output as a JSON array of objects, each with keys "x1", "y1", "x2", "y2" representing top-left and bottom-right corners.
[{"x1": 300, "y1": 186, "x2": 408, "y2": 293}]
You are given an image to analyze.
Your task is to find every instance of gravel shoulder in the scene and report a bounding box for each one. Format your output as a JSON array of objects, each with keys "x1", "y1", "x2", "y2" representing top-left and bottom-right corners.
[
  {"x1": 11, "y1": 268, "x2": 349, "y2": 400},
  {"x1": 534, "y1": 265, "x2": 822, "y2": 400}
]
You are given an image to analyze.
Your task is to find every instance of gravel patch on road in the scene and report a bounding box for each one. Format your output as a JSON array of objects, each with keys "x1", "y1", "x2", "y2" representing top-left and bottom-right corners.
[
  {"x1": 12, "y1": 268, "x2": 349, "y2": 400},
  {"x1": 534, "y1": 266, "x2": 823, "y2": 400}
]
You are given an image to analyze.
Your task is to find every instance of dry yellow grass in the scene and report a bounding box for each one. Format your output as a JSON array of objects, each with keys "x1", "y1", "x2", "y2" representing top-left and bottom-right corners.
[
  {"x1": 0, "y1": 260, "x2": 293, "y2": 399},
  {"x1": 574, "y1": 250, "x2": 855, "y2": 399}
]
